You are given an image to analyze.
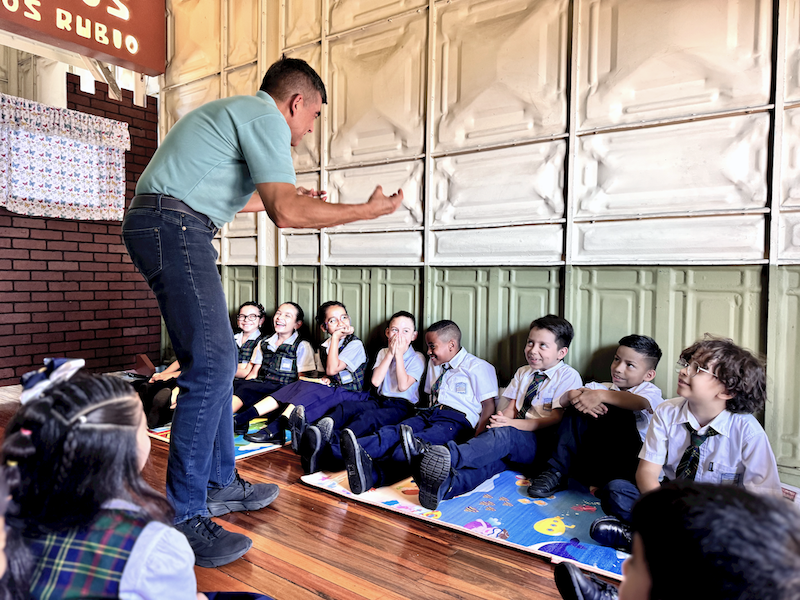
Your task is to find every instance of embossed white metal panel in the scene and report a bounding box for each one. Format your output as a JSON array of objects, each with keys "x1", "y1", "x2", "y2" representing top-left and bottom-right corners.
[
  {"x1": 164, "y1": 77, "x2": 221, "y2": 130},
  {"x1": 285, "y1": 44, "x2": 322, "y2": 170},
  {"x1": 282, "y1": 234, "x2": 321, "y2": 265},
  {"x1": 285, "y1": 0, "x2": 323, "y2": 48},
  {"x1": 573, "y1": 215, "x2": 766, "y2": 263},
  {"x1": 782, "y1": 107, "x2": 800, "y2": 209},
  {"x1": 779, "y1": 212, "x2": 800, "y2": 261},
  {"x1": 282, "y1": 172, "x2": 322, "y2": 234},
  {"x1": 431, "y1": 224, "x2": 563, "y2": 265},
  {"x1": 328, "y1": 161, "x2": 423, "y2": 231},
  {"x1": 786, "y1": 0, "x2": 800, "y2": 101},
  {"x1": 166, "y1": 0, "x2": 221, "y2": 87},
  {"x1": 225, "y1": 63, "x2": 259, "y2": 97},
  {"x1": 228, "y1": 0, "x2": 259, "y2": 67},
  {"x1": 227, "y1": 212, "x2": 258, "y2": 237},
  {"x1": 431, "y1": 141, "x2": 565, "y2": 228},
  {"x1": 327, "y1": 13, "x2": 426, "y2": 166},
  {"x1": 225, "y1": 237, "x2": 258, "y2": 265},
  {"x1": 329, "y1": 0, "x2": 427, "y2": 34},
  {"x1": 575, "y1": 114, "x2": 769, "y2": 218},
  {"x1": 435, "y1": 0, "x2": 568, "y2": 153},
  {"x1": 578, "y1": 0, "x2": 771, "y2": 130},
  {"x1": 325, "y1": 231, "x2": 423, "y2": 264}
]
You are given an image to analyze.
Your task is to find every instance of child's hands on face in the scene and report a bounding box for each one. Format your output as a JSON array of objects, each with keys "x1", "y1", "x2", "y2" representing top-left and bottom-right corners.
[
  {"x1": 391, "y1": 331, "x2": 410, "y2": 356},
  {"x1": 487, "y1": 410, "x2": 512, "y2": 428},
  {"x1": 570, "y1": 388, "x2": 608, "y2": 418},
  {"x1": 330, "y1": 322, "x2": 354, "y2": 340}
]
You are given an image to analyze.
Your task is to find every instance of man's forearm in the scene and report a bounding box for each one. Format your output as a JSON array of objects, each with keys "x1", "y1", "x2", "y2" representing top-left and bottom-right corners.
[{"x1": 269, "y1": 195, "x2": 374, "y2": 229}]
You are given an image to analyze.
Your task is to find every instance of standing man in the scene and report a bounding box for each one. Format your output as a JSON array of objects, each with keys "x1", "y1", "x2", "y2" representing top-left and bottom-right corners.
[{"x1": 122, "y1": 58, "x2": 403, "y2": 567}]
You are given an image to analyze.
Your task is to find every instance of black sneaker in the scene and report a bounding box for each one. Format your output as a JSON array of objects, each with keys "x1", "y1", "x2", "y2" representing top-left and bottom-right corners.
[
  {"x1": 206, "y1": 469, "x2": 280, "y2": 517},
  {"x1": 341, "y1": 428, "x2": 373, "y2": 494},
  {"x1": 589, "y1": 516, "x2": 633, "y2": 553},
  {"x1": 175, "y1": 516, "x2": 253, "y2": 568},
  {"x1": 316, "y1": 416, "x2": 334, "y2": 443},
  {"x1": 288, "y1": 405, "x2": 306, "y2": 453},
  {"x1": 399, "y1": 423, "x2": 427, "y2": 465},
  {"x1": 554, "y1": 562, "x2": 619, "y2": 600},
  {"x1": 527, "y1": 469, "x2": 564, "y2": 498},
  {"x1": 415, "y1": 445, "x2": 453, "y2": 510},
  {"x1": 300, "y1": 425, "x2": 323, "y2": 474},
  {"x1": 233, "y1": 418, "x2": 249, "y2": 436}
]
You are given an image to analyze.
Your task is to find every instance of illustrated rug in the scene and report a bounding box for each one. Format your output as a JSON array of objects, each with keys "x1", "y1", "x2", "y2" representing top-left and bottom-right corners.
[
  {"x1": 301, "y1": 469, "x2": 626, "y2": 580},
  {"x1": 148, "y1": 417, "x2": 291, "y2": 461}
]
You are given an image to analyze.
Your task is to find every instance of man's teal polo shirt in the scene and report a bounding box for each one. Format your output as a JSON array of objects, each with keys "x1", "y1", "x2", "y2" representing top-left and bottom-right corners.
[{"x1": 136, "y1": 91, "x2": 297, "y2": 228}]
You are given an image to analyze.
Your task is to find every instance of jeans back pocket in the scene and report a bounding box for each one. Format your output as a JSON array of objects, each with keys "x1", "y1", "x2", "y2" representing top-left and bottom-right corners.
[{"x1": 122, "y1": 227, "x2": 163, "y2": 281}]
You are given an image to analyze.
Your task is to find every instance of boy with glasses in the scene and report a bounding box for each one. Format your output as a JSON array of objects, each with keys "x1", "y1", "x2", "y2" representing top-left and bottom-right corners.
[{"x1": 589, "y1": 335, "x2": 781, "y2": 554}]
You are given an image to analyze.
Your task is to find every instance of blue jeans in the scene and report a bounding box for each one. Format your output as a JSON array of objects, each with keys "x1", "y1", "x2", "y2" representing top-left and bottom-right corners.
[{"x1": 122, "y1": 201, "x2": 237, "y2": 523}]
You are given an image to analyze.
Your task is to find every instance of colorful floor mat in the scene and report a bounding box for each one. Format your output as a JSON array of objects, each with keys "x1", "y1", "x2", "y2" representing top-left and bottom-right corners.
[
  {"x1": 148, "y1": 418, "x2": 291, "y2": 461},
  {"x1": 301, "y1": 469, "x2": 626, "y2": 580}
]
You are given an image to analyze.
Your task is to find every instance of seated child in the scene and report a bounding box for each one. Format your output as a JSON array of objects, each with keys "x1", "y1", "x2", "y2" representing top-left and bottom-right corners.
[
  {"x1": 342, "y1": 320, "x2": 498, "y2": 494},
  {"x1": 297, "y1": 310, "x2": 426, "y2": 474},
  {"x1": 243, "y1": 300, "x2": 367, "y2": 445},
  {"x1": 409, "y1": 315, "x2": 582, "y2": 509},
  {"x1": 526, "y1": 334, "x2": 663, "y2": 504},
  {"x1": 136, "y1": 301, "x2": 266, "y2": 428},
  {"x1": 555, "y1": 481, "x2": 800, "y2": 600},
  {"x1": 231, "y1": 301, "x2": 315, "y2": 433},
  {"x1": 589, "y1": 335, "x2": 782, "y2": 553},
  {"x1": 4, "y1": 372, "x2": 208, "y2": 598}
]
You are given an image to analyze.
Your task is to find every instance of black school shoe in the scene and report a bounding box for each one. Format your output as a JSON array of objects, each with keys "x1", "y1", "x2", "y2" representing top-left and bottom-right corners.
[
  {"x1": 399, "y1": 423, "x2": 427, "y2": 465},
  {"x1": 206, "y1": 470, "x2": 280, "y2": 517},
  {"x1": 527, "y1": 468, "x2": 564, "y2": 498},
  {"x1": 554, "y1": 562, "x2": 619, "y2": 600},
  {"x1": 300, "y1": 425, "x2": 323, "y2": 474},
  {"x1": 175, "y1": 516, "x2": 252, "y2": 568},
  {"x1": 415, "y1": 445, "x2": 453, "y2": 510},
  {"x1": 589, "y1": 516, "x2": 633, "y2": 553},
  {"x1": 288, "y1": 405, "x2": 306, "y2": 453},
  {"x1": 243, "y1": 418, "x2": 287, "y2": 445},
  {"x1": 341, "y1": 428, "x2": 373, "y2": 494}
]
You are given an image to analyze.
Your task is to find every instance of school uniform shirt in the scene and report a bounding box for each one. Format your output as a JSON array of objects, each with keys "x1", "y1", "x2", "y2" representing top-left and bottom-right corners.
[
  {"x1": 321, "y1": 335, "x2": 367, "y2": 387},
  {"x1": 503, "y1": 361, "x2": 583, "y2": 419},
  {"x1": 640, "y1": 397, "x2": 782, "y2": 494},
  {"x1": 374, "y1": 346, "x2": 427, "y2": 404},
  {"x1": 249, "y1": 331, "x2": 316, "y2": 373},
  {"x1": 583, "y1": 380, "x2": 664, "y2": 441},
  {"x1": 424, "y1": 347, "x2": 498, "y2": 428},
  {"x1": 234, "y1": 328, "x2": 261, "y2": 361}
]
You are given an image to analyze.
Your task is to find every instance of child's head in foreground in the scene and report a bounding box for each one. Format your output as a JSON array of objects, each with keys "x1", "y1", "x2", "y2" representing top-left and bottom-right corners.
[
  {"x1": 621, "y1": 481, "x2": 800, "y2": 600},
  {"x1": 676, "y1": 336, "x2": 766, "y2": 414},
  {"x1": 3, "y1": 372, "x2": 171, "y2": 532},
  {"x1": 525, "y1": 314, "x2": 574, "y2": 371},
  {"x1": 611, "y1": 335, "x2": 661, "y2": 391}
]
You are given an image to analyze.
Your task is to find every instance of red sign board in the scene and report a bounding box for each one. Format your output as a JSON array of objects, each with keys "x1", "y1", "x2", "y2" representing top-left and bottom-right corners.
[{"x1": 0, "y1": 0, "x2": 166, "y2": 76}]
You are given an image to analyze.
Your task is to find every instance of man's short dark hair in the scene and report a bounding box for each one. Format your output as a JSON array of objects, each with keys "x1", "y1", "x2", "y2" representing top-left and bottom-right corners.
[
  {"x1": 680, "y1": 335, "x2": 766, "y2": 414},
  {"x1": 529, "y1": 314, "x2": 574, "y2": 349},
  {"x1": 632, "y1": 481, "x2": 800, "y2": 600},
  {"x1": 618, "y1": 334, "x2": 662, "y2": 369},
  {"x1": 389, "y1": 310, "x2": 416, "y2": 331},
  {"x1": 427, "y1": 320, "x2": 461, "y2": 347},
  {"x1": 260, "y1": 57, "x2": 327, "y2": 104}
]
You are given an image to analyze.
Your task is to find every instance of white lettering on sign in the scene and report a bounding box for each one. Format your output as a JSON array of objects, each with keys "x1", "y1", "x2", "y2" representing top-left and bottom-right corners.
[
  {"x1": 49, "y1": 3, "x2": 138, "y2": 55},
  {"x1": 23, "y1": 0, "x2": 40, "y2": 21}
]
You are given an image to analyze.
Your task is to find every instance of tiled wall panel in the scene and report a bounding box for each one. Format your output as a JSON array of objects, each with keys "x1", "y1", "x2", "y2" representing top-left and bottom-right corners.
[
  {"x1": 575, "y1": 114, "x2": 769, "y2": 219},
  {"x1": 328, "y1": 161, "x2": 424, "y2": 232},
  {"x1": 431, "y1": 141, "x2": 565, "y2": 227},
  {"x1": 573, "y1": 215, "x2": 766, "y2": 263},
  {"x1": 435, "y1": 0, "x2": 568, "y2": 153},
  {"x1": 225, "y1": 64, "x2": 259, "y2": 97},
  {"x1": 286, "y1": 44, "x2": 322, "y2": 170},
  {"x1": 284, "y1": 0, "x2": 322, "y2": 48},
  {"x1": 281, "y1": 266, "x2": 320, "y2": 328},
  {"x1": 328, "y1": 0, "x2": 427, "y2": 34},
  {"x1": 578, "y1": 0, "x2": 771, "y2": 129},
  {"x1": 431, "y1": 224, "x2": 563, "y2": 265},
  {"x1": 282, "y1": 233, "x2": 321, "y2": 264},
  {"x1": 166, "y1": 0, "x2": 221, "y2": 87},
  {"x1": 782, "y1": 106, "x2": 800, "y2": 209},
  {"x1": 225, "y1": 237, "x2": 258, "y2": 265},
  {"x1": 227, "y1": 0, "x2": 260, "y2": 67},
  {"x1": 325, "y1": 231, "x2": 423, "y2": 264},
  {"x1": 779, "y1": 212, "x2": 800, "y2": 261},
  {"x1": 164, "y1": 76, "x2": 220, "y2": 130},
  {"x1": 786, "y1": 0, "x2": 800, "y2": 101},
  {"x1": 327, "y1": 13, "x2": 426, "y2": 166},
  {"x1": 224, "y1": 266, "x2": 258, "y2": 312}
]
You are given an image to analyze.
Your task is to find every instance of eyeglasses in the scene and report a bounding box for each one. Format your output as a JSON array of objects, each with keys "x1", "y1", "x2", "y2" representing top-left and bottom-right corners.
[
  {"x1": 237, "y1": 314, "x2": 260, "y2": 322},
  {"x1": 326, "y1": 314, "x2": 350, "y2": 327},
  {"x1": 675, "y1": 359, "x2": 718, "y2": 379}
]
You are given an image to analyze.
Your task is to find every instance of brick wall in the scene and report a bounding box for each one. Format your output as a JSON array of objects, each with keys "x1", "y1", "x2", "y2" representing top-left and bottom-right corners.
[{"x1": 0, "y1": 74, "x2": 161, "y2": 386}]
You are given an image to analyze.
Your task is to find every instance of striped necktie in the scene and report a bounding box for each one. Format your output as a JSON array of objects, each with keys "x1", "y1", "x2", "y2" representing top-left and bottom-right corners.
[
  {"x1": 675, "y1": 422, "x2": 718, "y2": 480},
  {"x1": 431, "y1": 364, "x2": 451, "y2": 405},
  {"x1": 518, "y1": 372, "x2": 548, "y2": 419}
]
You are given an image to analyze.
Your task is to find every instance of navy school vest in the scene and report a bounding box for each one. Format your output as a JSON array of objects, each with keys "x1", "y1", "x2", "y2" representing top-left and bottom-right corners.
[
  {"x1": 319, "y1": 333, "x2": 366, "y2": 392},
  {"x1": 257, "y1": 335, "x2": 303, "y2": 386}
]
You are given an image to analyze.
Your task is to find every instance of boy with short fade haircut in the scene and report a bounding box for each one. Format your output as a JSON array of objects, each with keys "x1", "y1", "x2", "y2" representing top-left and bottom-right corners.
[
  {"x1": 298, "y1": 310, "x2": 426, "y2": 474},
  {"x1": 527, "y1": 334, "x2": 664, "y2": 501},
  {"x1": 409, "y1": 315, "x2": 582, "y2": 510},
  {"x1": 343, "y1": 320, "x2": 498, "y2": 495},
  {"x1": 589, "y1": 335, "x2": 782, "y2": 554}
]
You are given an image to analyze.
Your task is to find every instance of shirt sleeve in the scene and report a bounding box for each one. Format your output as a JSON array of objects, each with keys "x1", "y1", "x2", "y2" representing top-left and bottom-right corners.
[
  {"x1": 296, "y1": 341, "x2": 316, "y2": 372},
  {"x1": 741, "y1": 425, "x2": 783, "y2": 495},
  {"x1": 470, "y1": 360, "x2": 499, "y2": 402},
  {"x1": 339, "y1": 339, "x2": 367, "y2": 373},
  {"x1": 640, "y1": 402, "x2": 670, "y2": 465},
  {"x1": 237, "y1": 114, "x2": 296, "y2": 185},
  {"x1": 552, "y1": 368, "x2": 583, "y2": 399},
  {"x1": 250, "y1": 344, "x2": 263, "y2": 366},
  {"x1": 632, "y1": 382, "x2": 664, "y2": 411},
  {"x1": 372, "y1": 348, "x2": 388, "y2": 370},
  {"x1": 502, "y1": 368, "x2": 524, "y2": 403},
  {"x1": 120, "y1": 521, "x2": 198, "y2": 600},
  {"x1": 406, "y1": 352, "x2": 426, "y2": 381}
]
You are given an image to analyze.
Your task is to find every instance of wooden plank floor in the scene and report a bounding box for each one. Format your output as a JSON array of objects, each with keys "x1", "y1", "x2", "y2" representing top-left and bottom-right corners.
[{"x1": 0, "y1": 389, "x2": 563, "y2": 600}]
